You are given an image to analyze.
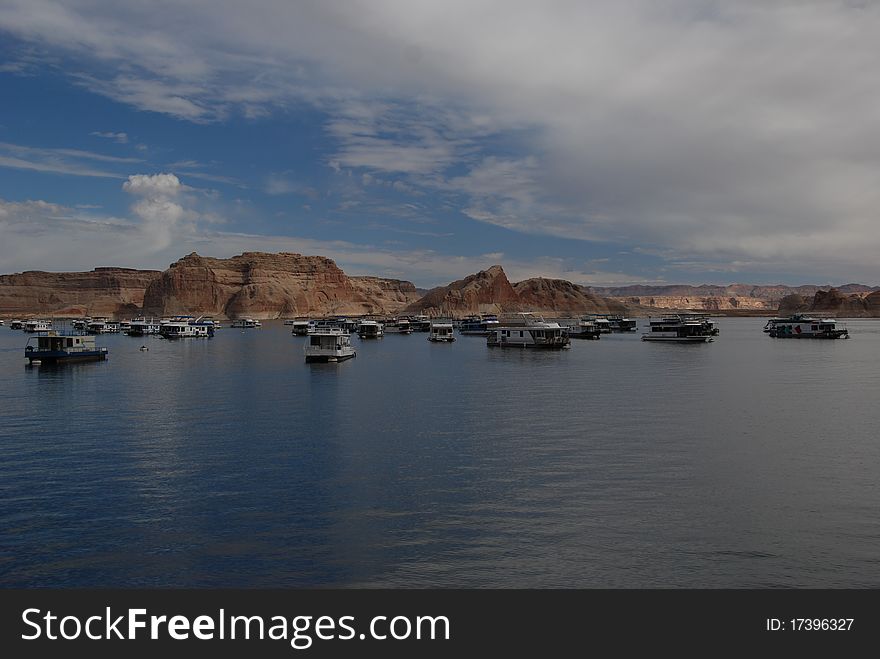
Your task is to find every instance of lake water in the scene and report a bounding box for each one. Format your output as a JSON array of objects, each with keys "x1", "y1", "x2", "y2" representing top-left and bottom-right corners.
[{"x1": 1, "y1": 318, "x2": 879, "y2": 587}]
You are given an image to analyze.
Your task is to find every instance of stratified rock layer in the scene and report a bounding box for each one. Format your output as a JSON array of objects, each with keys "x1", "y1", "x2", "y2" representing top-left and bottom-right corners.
[
  {"x1": 0, "y1": 267, "x2": 161, "y2": 317},
  {"x1": 778, "y1": 288, "x2": 880, "y2": 317},
  {"x1": 404, "y1": 266, "x2": 628, "y2": 316},
  {"x1": 141, "y1": 252, "x2": 420, "y2": 318}
]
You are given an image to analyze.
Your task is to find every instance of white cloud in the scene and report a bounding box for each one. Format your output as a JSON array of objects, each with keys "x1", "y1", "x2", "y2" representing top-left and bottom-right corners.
[
  {"x1": 3, "y1": 2, "x2": 880, "y2": 280},
  {"x1": 90, "y1": 130, "x2": 128, "y2": 144},
  {"x1": 0, "y1": 141, "x2": 140, "y2": 178}
]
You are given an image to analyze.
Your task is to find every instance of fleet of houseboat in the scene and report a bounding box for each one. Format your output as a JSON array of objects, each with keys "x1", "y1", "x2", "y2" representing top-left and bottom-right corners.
[{"x1": 8, "y1": 309, "x2": 860, "y2": 367}]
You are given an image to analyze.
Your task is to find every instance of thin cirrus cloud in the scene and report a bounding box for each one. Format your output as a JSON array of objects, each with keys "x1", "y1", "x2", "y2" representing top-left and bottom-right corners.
[
  {"x1": 0, "y1": 141, "x2": 142, "y2": 178},
  {"x1": 1, "y1": 2, "x2": 880, "y2": 282}
]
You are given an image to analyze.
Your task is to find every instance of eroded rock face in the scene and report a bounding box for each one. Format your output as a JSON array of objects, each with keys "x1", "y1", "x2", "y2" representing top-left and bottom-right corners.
[
  {"x1": 0, "y1": 267, "x2": 161, "y2": 317},
  {"x1": 403, "y1": 265, "x2": 519, "y2": 316},
  {"x1": 141, "y1": 252, "x2": 420, "y2": 318},
  {"x1": 404, "y1": 266, "x2": 628, "y2": 316},
  {"x1": 777, "y1": 288, "x2": 880, "y2": 317}
]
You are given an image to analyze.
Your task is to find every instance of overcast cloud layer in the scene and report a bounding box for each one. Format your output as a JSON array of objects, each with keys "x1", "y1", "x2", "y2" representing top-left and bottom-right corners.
[{"x1": 1, "y1": 1, "x2": 879, "y2": 284}]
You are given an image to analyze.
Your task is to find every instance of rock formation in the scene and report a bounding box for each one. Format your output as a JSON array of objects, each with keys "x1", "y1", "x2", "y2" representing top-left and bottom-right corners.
[
  {"x1": 405, "y1": 265, "x2": 519, "y2": 316},
  {"x1": 404, "y1": 266, "x2": 628, "y2": 316},
  {"x1": 777, "y1": 288, "x2": 880, "y2": 317},
  {"x1": 587, "y1": 283, "x2": 878, "y2": 312},
  {"x1": 141, "y1": 252, "x2": 420, "y2": 318},
  {"x1": 0, "y1": 267, "x2": 160, "y2": 317}
]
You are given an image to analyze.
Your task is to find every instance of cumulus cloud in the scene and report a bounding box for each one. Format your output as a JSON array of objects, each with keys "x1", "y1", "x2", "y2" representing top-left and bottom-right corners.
[{"x1": 122, "y1": 173, "x2": 194, "y2": 251}]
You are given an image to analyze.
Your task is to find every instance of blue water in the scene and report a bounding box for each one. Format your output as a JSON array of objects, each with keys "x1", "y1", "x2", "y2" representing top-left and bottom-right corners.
[{"x1": 1, "y1": 318, "x2": 879, "y2": 587}]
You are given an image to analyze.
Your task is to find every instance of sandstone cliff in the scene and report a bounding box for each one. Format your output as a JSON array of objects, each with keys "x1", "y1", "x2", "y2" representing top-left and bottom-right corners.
[
  {"x1": 588, "y1": 283, "x2": 878, "y2": 312},
  {"x1": 405, "y1": 265, "x2": 519, "y2": 316},
  {"x1": 778, "y1": 288, "x2": 880, "y2": 317},
  {"x1": 142, "y1": 252, "x2": 420, "y2": 318},
  {"x1": 513, "y1": 277, "x2": 629, "y2": 315},
  {"x1": 404, "y1": 266, "x2": 628, "y2": 316},
  {"x1": 0, "y1": 267, "x2": 160, "y2": 317}
]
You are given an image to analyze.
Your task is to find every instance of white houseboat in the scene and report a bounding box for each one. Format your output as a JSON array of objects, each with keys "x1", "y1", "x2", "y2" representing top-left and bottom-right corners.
[
  {"x1": 428, "y1": 321, "x2": 456, "y2": 342},
  {"x1": 642, "y1": 314, "x2": 717, "y2": 343},
  {"x1": 459, "y1": 314, "x2": 501, "y2": 335},
  {"x1": 9, "y1": 319, "x2": 24, "y2": 330},
  {"x1": 291, "y1": 320, "x2": 312, "y2": 336},
  {"x1": 384, "y1": 318, "x2": 413, "y2": 334},
  {"x1": 487, "y1": 313, "x2": 570, "y2": 349},
  {"x1": 159, "y1": 317, "x2": 214, "y2": 338},
  {"x1": 25, "y1": 332, "x2": 108, "y2": 364},
  {"x1": 304, "y1": 328, "x2": 357, "y2": 362},
  {"x1": 231, "y1": 318, "x2": 262, "y2": 328},
  {"x1": 410, "y1": 315, "x2": 432, "y2": 332},
  {"x1": 565, "y1": 317, "x2": 601, "y2": 339},
  {"x1": 357, "y1": 320, "x2": 384, "y2": 338},
  {"x1": 767, "y1": 315, "x2": 848, "y2": 339},
  {"x1": 127, "y1": 317, "x2": 162, "y2": 336},
  {"x1": 24, "y1": 319, "x2": 53, "y2": 333}
]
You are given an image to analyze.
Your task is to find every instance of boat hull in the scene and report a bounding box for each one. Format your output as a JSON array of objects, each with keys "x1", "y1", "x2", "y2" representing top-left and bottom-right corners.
[
  {"x1": 305, "y1": 352, "x2": 356, "y2": 363},
  {"x1": 769, "y1": 331, "x2": 848, "y2": 339},
  {"x1": 641, "y1": 336, "x2": 713, "y2": 343},
  {"x1": 26, "y1": 349, "x2": 108, "y2": 364},
  {"x1": 487, "y1": 341, "x2": 570, "y2": 349}
]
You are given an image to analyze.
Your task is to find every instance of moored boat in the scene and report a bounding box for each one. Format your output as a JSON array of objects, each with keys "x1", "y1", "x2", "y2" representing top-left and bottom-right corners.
[
  {"x1": 291, "y1": 319, "x2": 312, "y2": 336},
  {"x1": 384, "y1": 318, "x2": 413, "y2": 334},
  {"x1": 642, "y1": 314, "x2": 716, "y2": 342},
  {"x1": 24, "y1": 319, "x2": 53, "y2": 333},
  {"x1": 304, "y1": 328, "x2": 357, "y2": 362},
  {"x1": 357, "y1": 320, "x2": 384, "y2": 338},
  {"x1": 127, "y1": 317, "x2": 161, "y2": 336},
  {"x1": 428, "y1": 321, "x2": 456, "y2": 342},
  {"x1": 459, "y1": 314, "x2": 500, "y2": 336},
  {"x1": 25, "y1": 332, "x2": 108, "y2": 364},
  {"x1": 159, "y1": 316, "x2": 214, "y2": 338},
  {"x1": 9, "y1": 319, "x2": 24, "y2": 330},
  {"x1": 767, "y1": 315, "x2": 848, "y2": 339},
  {"x1": 487, "y1": 313, "x2": 570, "y2": 349},
  {"x1": 409, "y1": 315, "x2": 432, "y2": 332},
  {"x1": 231, "y1": 318, "x2": 262, "y2": 328},
  {"x1": 565, "y1": 317, "x2": 601, "y2": 340}
]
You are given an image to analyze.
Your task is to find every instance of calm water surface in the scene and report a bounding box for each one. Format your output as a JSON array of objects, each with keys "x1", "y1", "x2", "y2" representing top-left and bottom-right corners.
[{"x1": 1, "y1": 318, "x2": 879, "y2": 587}]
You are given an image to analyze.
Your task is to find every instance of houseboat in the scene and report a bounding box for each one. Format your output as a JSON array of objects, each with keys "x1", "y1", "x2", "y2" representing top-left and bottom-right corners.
[
  {"x1": 231, "y1": 318, "x2": 262, "y2": 328},
  {"x1": 605, "y1": 315, "x2": 638, "y2": 332},
  {"x1": 410, "y1": 315, "x2": 432, "y2": 332},
  {"x1": 127, "y1": 317, "x2": 161, "y2": 336},
  {"x1": 642, "y1": 314, "x2": 717, "y2": 342},
  {"x1": 428, "y1": 321, "x2": 456, "y2": 342},
  {"x1": 87, "y1": 318, "x2": 111, "y2": 334},
  {"x1": 25, "y1": 332, "x2": 108, "y2": 364},
  {"x1": 24, "y1": 319, "x2": 53, "y2": 333},
  {"x1": 763, "y1": 317, "x2": 788, "y2": 333},
  {"x1": 159, "y1": 317, "x2": 214, "y2": 338},
  {"x1": 304, "y1": 328, "x2": 357, "y2": 363},
  {"x1": 71, "y1": 318, "x2": 90, "y2": 332},
  {"x1": 384, "y1": 318, "x2": 413, "y2": 334},
  {"x1": 357, "y1": 320, "x2": 384, "y2": 338},
  {"x1": 459, "y1": 314, "x2": 501, "y2": 335},
  {"x1": 565, "y1": 317, "x2": 601, "y2": 339},
  {"x1": 9, "y1": 319, "x2": 24, "y2": 330},
  {"x1": 767, "y1": 315, "x2": 848, "y2": 339},
  {"x1": 0, "y1": 320, "x2": 4, "y2": 326},
  {"x1": 291, "y1": 320, "x2": 312, "y2": 336},
  {"x1": 487, "y1": 313, "x2": 570, "y2": 349}
]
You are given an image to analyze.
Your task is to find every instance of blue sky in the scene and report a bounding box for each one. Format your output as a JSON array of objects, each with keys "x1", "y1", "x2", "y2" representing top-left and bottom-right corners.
[{"x1": 1, "y1": 1, "x2": 879, "y2": 287}]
